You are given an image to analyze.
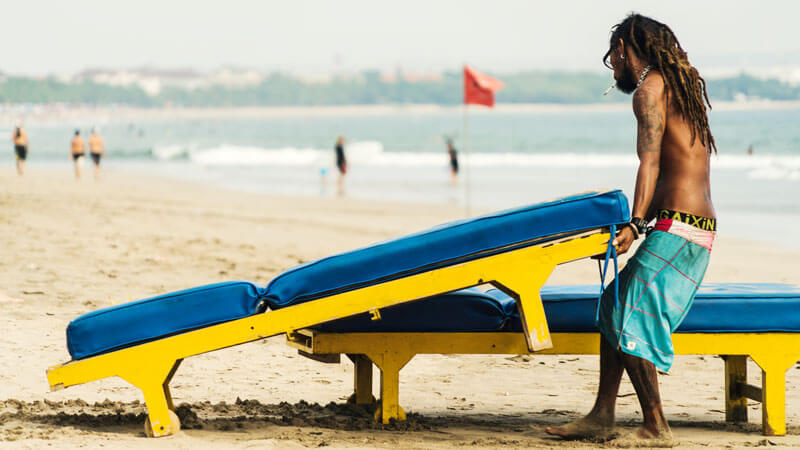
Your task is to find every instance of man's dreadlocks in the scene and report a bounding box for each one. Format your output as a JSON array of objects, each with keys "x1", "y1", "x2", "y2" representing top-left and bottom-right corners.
[{"x1": 604, "y1": 13, "x2": 717, "y2": 153}]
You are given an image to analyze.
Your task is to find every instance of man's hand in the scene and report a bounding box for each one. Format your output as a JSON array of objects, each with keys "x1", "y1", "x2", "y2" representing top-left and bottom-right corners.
[{"x1": 612, "y1": 225, "x2": 637, "y2": 254}]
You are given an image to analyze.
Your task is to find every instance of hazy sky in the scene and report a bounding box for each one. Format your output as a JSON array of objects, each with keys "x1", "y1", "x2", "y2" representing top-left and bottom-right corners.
[{"x1": 1, "y1": 0, "x2": 798, "y2": 76}]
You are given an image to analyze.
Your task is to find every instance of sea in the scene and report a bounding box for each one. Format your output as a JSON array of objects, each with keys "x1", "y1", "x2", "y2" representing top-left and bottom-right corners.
[{"x1": 3, "y1": 104, "x2": 799, "y2": 247}]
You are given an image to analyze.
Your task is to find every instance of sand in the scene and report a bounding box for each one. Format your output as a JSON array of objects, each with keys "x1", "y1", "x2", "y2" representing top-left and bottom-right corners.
[{"x1": 1, "y1": 168, "x2": 799, "y2": 449}]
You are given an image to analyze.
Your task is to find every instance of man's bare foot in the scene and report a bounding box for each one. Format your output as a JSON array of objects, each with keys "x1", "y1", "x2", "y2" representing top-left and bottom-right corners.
[
  {"x1": 606, "y1": 426, "x2": 674, "y2": 448},
  {"x1": 545, "y1": 416, "x2": 616, "y2": 441}
]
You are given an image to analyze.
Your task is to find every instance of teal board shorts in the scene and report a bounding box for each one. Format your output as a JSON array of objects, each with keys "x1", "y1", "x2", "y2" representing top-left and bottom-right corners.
[{"x1": 596, "y1": 229, "x2": 712, "y2": 372}]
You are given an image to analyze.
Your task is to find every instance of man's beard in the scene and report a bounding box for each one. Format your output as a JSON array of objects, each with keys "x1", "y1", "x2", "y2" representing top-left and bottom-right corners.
[{"x1": 615, "y1": 61, "x2": 638, "y2": 94}]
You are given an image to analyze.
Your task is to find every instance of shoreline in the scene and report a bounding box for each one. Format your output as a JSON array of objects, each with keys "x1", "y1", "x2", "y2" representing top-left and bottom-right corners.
[
  {"x1": 5, "y1": 161, "x2": 800, "y2": 251},
  {"x1": 2, "y1": 100, "x2": 800, "y2": 124}
]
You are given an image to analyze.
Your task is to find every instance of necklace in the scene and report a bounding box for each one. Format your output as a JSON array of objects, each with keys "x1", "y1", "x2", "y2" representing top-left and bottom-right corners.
[{"x1": 636, "y1": 65, "x2": 653, "y2": 89}]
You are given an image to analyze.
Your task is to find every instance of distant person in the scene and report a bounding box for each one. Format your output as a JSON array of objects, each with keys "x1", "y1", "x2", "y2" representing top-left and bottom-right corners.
[
  {"x1": 12, "y1": 124, "x2": 28, "y2": 176},
  {"x1": 88, "y1": 127, "x2": 106, "y2": 179},
  {"x1": 335, "y1": 136, "x2": 347, "y2": 194},
  {"x1": 747, "y1": 144, "x2": 754, "y2": 156},
  {"x1": 71, "y1": 130, "x2": 86, "y2": 179},
  {"x1": 446, "y1": 138, "x2": 459, "y2": 185}
]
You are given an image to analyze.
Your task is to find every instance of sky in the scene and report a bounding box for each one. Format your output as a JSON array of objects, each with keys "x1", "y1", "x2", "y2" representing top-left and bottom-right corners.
[{"x1": 1, "y1": 0, "x2": 798, "y2": 76}]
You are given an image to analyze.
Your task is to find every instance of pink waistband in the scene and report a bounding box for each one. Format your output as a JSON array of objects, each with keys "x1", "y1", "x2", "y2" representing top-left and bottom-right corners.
[{"x1": 653, "y1": 219, "x2": 715, "y2": 251}]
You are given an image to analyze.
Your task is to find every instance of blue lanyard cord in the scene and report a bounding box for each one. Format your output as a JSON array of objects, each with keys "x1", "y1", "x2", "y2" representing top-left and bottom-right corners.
[{"x1": 596, "y1": 224, "x2": 619, "y2": 322}]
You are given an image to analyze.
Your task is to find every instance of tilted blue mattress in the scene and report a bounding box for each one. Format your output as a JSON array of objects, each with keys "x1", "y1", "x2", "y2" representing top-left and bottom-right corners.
[
  {"x1": 319, "y1": 283, "x2": 800, "y2": 334},
  {"x1": 65, "y1": 190, "x2": 629, "y2": 359},
  {"x1": 265, "y1": 190, "x2": 629, "y2": 309}
]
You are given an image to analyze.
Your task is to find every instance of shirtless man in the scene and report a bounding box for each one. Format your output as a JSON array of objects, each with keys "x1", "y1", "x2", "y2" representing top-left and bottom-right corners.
[
  {"x1": 71, "y1": 130, "x2": 86, "y2": 179},
  {"x1": 88, "y1": 127, "x2": 105, "y2": 180},
  {"x1": 12, "y1": 124, "x2": 28, "y2": 176},
  {"x1": 546, "y1": 14, "x2": 717, "y2": 446}
]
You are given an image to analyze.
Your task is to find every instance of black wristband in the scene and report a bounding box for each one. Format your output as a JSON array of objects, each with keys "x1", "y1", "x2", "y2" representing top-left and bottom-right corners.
[{"x1": 631, "y1": 217, "x2": 649, "y2": 235}]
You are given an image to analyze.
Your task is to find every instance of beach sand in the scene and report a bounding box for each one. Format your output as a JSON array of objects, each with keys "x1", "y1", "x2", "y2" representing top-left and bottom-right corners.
[{"x1": 1, "y1": 169, "x2": 799, "y2": 449}]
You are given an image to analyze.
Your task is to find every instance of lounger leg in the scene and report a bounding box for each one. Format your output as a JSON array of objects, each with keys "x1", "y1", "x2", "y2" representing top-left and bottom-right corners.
[
  {"x1": 346, "y1": 354, "x2": 375, "y2": 405},
  {"x1": 496, "y1": 265, "x2": 556, "y2": 352},
  {"x1": 751, "y1": 353, "x2": 797, "y2": 436},
  {"x1": 163, "y1": 359, "x2": 182, "y2": 411},
  {"x1": 367, "y1": 351, "x2": 413, "y2": 424},
  {"x1": 724, "y1": 355, "x2": 748, "y2": 423},
  {"x1": 120, "y1": 359, "x2": 182, "y2": 437}
]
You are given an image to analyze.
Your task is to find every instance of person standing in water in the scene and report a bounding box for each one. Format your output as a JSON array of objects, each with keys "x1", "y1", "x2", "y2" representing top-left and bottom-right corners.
[
  {"x1": 335, "y1": 136, "x2": 347, "y2": 195},
  {"x1": 88, "y1": 127, "x2": 106, "y2": 180},
  {"x1": 70, "y1": 130, "x2": 86, "y2": 179},
  {"x1": 446, "y1": 137, "x2": 459, "y2": 185},
  {"x1": 12, "y1": 124, "x2": 28, "y2": 176}
]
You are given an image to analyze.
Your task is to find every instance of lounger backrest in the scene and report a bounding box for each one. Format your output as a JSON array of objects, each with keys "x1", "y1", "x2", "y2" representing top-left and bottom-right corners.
[{"x1": 265, "y1": 190, "x2": 630, "y2": 309}]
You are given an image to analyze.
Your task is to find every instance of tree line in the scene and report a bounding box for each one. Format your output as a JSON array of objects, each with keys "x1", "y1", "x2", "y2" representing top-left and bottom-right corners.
[{"x1": 0, "y1": 72, "x2": 797, "y2": 106}]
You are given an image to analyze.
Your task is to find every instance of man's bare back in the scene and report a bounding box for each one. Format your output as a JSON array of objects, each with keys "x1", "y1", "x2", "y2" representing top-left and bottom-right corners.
[
  {"x1": 638, "y1": 75, "x2": 715, "y2": 221},
  {"x1": 88, "y1": 132, "x2": 104, "y2": 155},
  {"x1": 71, "y1": 135, "x2": 85, "y2": 155},
  {"x1": 12, "y1": 128, "x2": 27, "y2": 146}
]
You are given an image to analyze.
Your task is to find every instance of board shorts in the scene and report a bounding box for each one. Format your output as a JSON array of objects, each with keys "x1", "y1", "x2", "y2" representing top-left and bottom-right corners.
[
  {"x1": 596, "y1": 214, "x2": 715, "y2": 372},
  {"x1": 337, "y1": 162, "x2": 347, "y2": 175},
  {"x1": 72, "y1": 153, "x2": 85, "y2": 161},
  {"x1": 15, "y1": 145, "x2": 27, "y2": 160},
  {"x1": 90, "y1": 153, "x2": 102, "y2": 165}
]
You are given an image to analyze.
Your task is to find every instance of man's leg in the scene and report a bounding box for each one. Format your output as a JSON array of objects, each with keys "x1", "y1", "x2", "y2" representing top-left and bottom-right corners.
[
  {"x1": 618, "y1": 352, "x2": 672, "y2": 439},
  {"x1": 545, "y1": 336, "x2": 624, "y2": 439}
]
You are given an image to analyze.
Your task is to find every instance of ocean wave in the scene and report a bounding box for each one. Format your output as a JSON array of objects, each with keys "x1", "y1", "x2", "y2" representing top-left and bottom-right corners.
[{"x1": 148, "y1": 142, "x2": 800, "y2": 179}]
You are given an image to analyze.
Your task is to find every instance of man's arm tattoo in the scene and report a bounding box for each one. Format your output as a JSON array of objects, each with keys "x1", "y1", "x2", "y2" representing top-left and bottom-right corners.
[{"x1": 633, "y1": 87, "x2": 665, "y2": 155}]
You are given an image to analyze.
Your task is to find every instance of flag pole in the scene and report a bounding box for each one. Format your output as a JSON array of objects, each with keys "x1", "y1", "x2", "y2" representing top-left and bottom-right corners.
[{"x1": 463, "y1": 102, "x2": 471, "y2": 217}]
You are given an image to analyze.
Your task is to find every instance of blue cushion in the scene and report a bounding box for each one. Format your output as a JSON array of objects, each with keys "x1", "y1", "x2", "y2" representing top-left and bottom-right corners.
[
  {"x1": 315, "y1": 288, "x2": 511, "y2": 333},
  {"x1": 321, "y1": 283, "x2": 800, "y2": 333},
  {"x1": 66, "y1": 281, "x2": 266, "y2": 359},
  {"x1": 265, "y1": 190, "x2": 630, "y2": 309},
  {"x1": 325, "y1": 283, "x2": 800, "y2": 333},
  {"x1": 534, "y1": 283, "x2": 800, "y2": 333}
]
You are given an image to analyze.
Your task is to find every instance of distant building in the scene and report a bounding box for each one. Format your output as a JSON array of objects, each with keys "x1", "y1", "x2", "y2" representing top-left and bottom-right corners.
[{"x1": 74, "y1": 67, "x2": 264, "y2": 96}]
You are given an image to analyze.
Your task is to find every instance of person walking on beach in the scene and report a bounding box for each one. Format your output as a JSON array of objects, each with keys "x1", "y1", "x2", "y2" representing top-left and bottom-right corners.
[
  {"x1": 70, "y1": 130, "x2": 86, "y2": 179},
  {"x1": 335, "y1": 136, "x2": 347, "y2": 195},
  {"x1": 12, "y1": 124, "x2": 28, "y2": 176},
  {"x1": 446, "y1": 137, "x2": 459, "y2": 185},
  {"x1": 88, "y1": 127, "x2": 106, "y2": 180},
  {"x1": 546, "y1": 13, "x2": 717, "y2": 447}
]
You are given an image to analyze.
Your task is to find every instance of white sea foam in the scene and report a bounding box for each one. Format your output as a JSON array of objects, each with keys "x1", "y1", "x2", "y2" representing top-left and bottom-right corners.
[
  {"x1": 188, "y1": 145, "x2": 324, "y2": 166},
  {"x1": 150, "y1": 141, "x2": 800, "y2": 180},
  {"x1": 151, "y1": 144, "x2": 189, "y2": 160}
]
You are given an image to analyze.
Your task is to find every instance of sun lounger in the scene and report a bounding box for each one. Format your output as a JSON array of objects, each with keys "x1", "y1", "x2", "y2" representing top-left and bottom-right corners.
[
  {"x1": 289, "y1": 283, "x2": 800, "y2": 436},
  {"x1": 46, "y1": 190, "x2": 629, "y2": 437}
]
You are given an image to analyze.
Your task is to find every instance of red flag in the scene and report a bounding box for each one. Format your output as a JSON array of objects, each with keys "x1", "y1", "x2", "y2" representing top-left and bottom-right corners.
[{"x1": 463, "y1": 65, "x2": 504, "y2": 107}]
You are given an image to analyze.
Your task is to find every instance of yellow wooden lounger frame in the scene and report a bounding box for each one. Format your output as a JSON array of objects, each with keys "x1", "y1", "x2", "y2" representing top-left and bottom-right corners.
[
  {"x1": 288, "y1": 330, "x2": 800, "y2": 436},
  {"x1": 47, "y1": 230, "x2": 611, "y2": 437}
]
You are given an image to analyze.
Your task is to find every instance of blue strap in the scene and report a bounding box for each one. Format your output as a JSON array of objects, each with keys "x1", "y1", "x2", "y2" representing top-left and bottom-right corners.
[{"x1": 596, "y1": 224, "x2": 619, "y2": 322}]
